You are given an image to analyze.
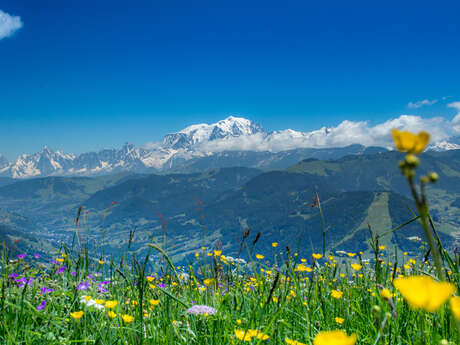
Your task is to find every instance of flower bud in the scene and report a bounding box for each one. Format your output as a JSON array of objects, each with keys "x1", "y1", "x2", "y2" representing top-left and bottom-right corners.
[
  {"x1": 420, "y1": 176, "x2": 429, "y2": 184},
  {"x1": 404, "y1": 154, "x2": 419, "y2": 167},
  {"x1": 428, "y1": 172, "x2": 439, "y2": 183}
]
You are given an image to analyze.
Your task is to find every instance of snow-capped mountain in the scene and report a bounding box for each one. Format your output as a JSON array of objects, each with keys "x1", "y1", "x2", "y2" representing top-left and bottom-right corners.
[
  {"x1": 427, "y1": 136, "x2": 460, "y2": 152},
  {"x1": 1, "y1": 116, "x2": 459, "y2": 179},
  {"x1": 161, "y1": 116, "x2": 264, "y2": 150}
]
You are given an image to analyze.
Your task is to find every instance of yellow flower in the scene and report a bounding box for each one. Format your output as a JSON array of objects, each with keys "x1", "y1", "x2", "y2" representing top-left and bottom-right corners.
[
  {"x1": 70, "y1": 311, "x2": 84, "y2": 320},
  {"x1": 98, "y1": 260, "x2": 104, "y2": 265},
  {"x1": 248, "y1": 329, "x2": 269, "y2": 340},
  {"x1": 203, "y1": 278, "x2": 214, "y2": 286},
  {"x1": 234, "y1": 329, "x2": 253, "y2": 342},
  {"x1": 256, "y1": 254, "x2": 264, "y2": 260},
  {"x1": 450, "y1": 297, "x2": 460, "y2": 320},
  {"x1": 393, "y1": 276, "x2": 455, "y2": 312},
  {"x1": 234, "y1": 329, "x2": 269, "y2": 341},
  {"x1": 57, "y1": 258, "x2": 64, "y2": 263},
  {"x1": 195, "y1": 252, "x2": 199, "y2": 258},
  {"x1": 107, "y1": 311, "x2": 117, "y2": 318},
  {"x1": 147, "y1": 276, "x2": 155, "y2": 282},
  {"x1": 122, "y1": 314, "x2": 134, "y2": 323},
  {"x1": 236, "y1": 319, "x2": 242, "y2": 325},
  {"x1": 313, "y1": 330, "x2": 357, "y2": 345},
  {"x1": 312, "y1": 253, "x2": 323, "y2": 260},
  {"x1": 392, "y1": 129, "x2": 430, "y2": 154},
  {"x1": 380, "y1": 289, "x2": 392, "y2": 300},
  {"x1": 272, "y1": 296, "x2": 279, "y2": 303},
  {"x1": 94, "y1": 299, "x2": 105, "y2": 305},
  {"x1": 149, "y1": 299, "x2": 160, "y2": 306},
  {"x1": 331, "y1": 290, "x2": 343, "y2": 299},
  {"x1": 351, "y1": 263, "x2": 362, "y2": 271},
  {"x1": 294, "y1": 264, "x2": 313, "y2": 272},
  {"x1": 105, "y1": 300, "x2": 118, "y2": 309},
  {"x1": 214, "y1": 250, "x2": 222, "y2": 256},
  {"x1": 84, "y1": 295, "x2": 92, "y2": 301},
  {"x1": 272, "y1": 242, "x2": 278, "y2": 248},
  {"x1": 347, "y1": 253, "x2": 356, "y2": 257},
  {"x1": 335, "y1": 317, "x2": 345, "y2": 324},
  {"x1": 61, "y1": 253, "x2": 67, "y2": 258},
  {"x1": 378, "y1": 245, "x2": 386, "y2": 250},
  {"x1": 285, "y1": 337, "x2": 306, "y2": 345}
]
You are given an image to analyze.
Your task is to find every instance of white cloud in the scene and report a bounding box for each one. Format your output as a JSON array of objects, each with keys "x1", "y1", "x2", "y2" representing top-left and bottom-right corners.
[
  {"x1": 448, "y1": 102, "x2": 460, "y2": 133},
  {"x1": 408, "y1": 99, "x2": 438, "y2": 109},
  {"x1": 191, "y1": 114, "x2": 455, "y2": 153},
  {"x1": 0, "y1": 9, "x2": 23, "y2": 40}
]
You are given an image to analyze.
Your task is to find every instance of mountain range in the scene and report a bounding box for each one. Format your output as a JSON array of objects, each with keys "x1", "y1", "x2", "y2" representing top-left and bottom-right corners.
[
  {"x1": 0, "y1": 149, "x2": 459, "y2": 261},
  {"x1": 2, "y1": 116, "x2": 460, "y2": 179}
]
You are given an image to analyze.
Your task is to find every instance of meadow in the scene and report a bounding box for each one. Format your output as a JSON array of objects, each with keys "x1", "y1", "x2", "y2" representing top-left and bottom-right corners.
[{"x1": 1, "y1": 130, "x2": 460, "y2": 345}]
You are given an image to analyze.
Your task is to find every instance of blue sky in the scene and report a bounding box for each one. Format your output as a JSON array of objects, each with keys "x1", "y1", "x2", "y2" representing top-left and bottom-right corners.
[{"x1": 1, "y1": 0, "x2": 459, "y2": 160}]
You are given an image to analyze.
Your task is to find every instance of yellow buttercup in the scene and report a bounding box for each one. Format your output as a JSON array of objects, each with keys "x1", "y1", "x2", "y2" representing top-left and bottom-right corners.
[{"x1": 391, "y1": 129, "x2": 430, "y2": 154}]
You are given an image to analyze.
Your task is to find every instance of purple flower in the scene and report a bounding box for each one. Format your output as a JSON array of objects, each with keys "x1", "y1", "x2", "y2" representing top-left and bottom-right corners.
[
  {"x1": 36, "y1": 300, "x2": 46, "y2": 311},
  {"x1": 50, "y1": 260, "x2": 57, "y2": 265},
  {"x1": 77, "y1": 281, "x2": 90, "y2": 291},
  {"x1": 41, "y1": 286, "x2": 54, "y2": 295},
  {"x1": 15, "y1": 277, "x2": 34, "y2": 288},
  {"x1": 87, "y1": 274, "x2": 94, "y2": 280},
  {"x1": 98, "y1": 281, "x2": 111, "y2": 293},
  {"x1": 17, "y1": 254, "x2": 26, "y2": 259},
  {"x1": 158, "y1": 283, "x2": 166, "y2": 288},
  {"x1": 71, "y1": 271, "x2": 76, "y2": 276},
  {"x1": 33, "y1": 254, "x2": 41, "y2": 259},
  {"x1": 9, "y1": 273, "x2": 19, "y2": 279},
  {"x1": 185, "y1": 305, "x2": 217, "y2": 316},
  {"x1": 56, "y1": 266, "x2": 66, "y2": 274}
]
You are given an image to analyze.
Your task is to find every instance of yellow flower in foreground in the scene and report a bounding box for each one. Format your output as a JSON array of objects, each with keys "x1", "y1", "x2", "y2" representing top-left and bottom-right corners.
[
  {"x1": 57, "y1": 258, "x2": 65, "y2": 263},
  {"x1": 331, "y1": 290, "x2": 343, "y2": 299},
  {"x1": 450, "y1": 297, "x2": 460, "y2": 320},
  {"x1": 286, "y1": 337, "x2": 306, "y2": 345},
  {"x1": 272, "y1": 242, "x2": 278, "y2": 248},
  {"x1": 294, "y1": 264, "x2": 313, "y2": 272},
  {"x1": 122, "y1": 314, "x2": 134, "y2": 323},
  {"x1": 94, "y1": 299, "x2": 105, "y2": 305},
  {"x1": 256, "y1": 254, "x2": 264, "y2": 260},
  {"x1": 105, "y1": 300, "x2": 118, "y2": 309},
  {"x1": 213, "y1": 250, "x2": 222, "y2": 256},
  {"x1": 335, "y1": 317, "x2": 345, "y2": 324},
  {"x1": 70, "y1": 311, "x2": 84, "y2": 320},
  {"x1": 149, "y1": 299, "x2": 160, "y2": 306},
  {"x1": 107, "y1": 311, "x2": 117, "y2": 318},
  {"x1": 347, "y1": 253, "x2": 356, "y2": 257},
  {"x1": 393, "y1": 276, "x2": 455, "y2": 312},
  {"x1": 312, "y1": 253, "x2": 323, "y2": 260},
  {"x1": 351, "y1": 264, "x2": 362, "y2": 271},
  {"x1": 313, "y1": 330, "x2": 357, "y2": 345},
  {"x1": 392, "y1": 129, "x2": 430, "y2": 154},
  {"x1": 98, "y1": 260, "x2": 104, "y2": 265}
]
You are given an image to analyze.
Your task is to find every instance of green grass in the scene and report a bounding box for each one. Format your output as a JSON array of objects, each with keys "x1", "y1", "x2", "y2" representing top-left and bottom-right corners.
[{"x1": 1, "y1": 235, "x2": 459, "y2": 344}]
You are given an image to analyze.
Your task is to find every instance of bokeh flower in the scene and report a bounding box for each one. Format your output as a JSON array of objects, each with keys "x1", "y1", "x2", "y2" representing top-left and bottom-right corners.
[
  {"x1": 393, "y1": 276, "x2": 455, "y2": 312},
  {"x1": 392, "y1": 129, "x2": 430, "y2": 154},
  {"x1": 313, "y1": 330, "x2": 357, "y2": 345}
]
